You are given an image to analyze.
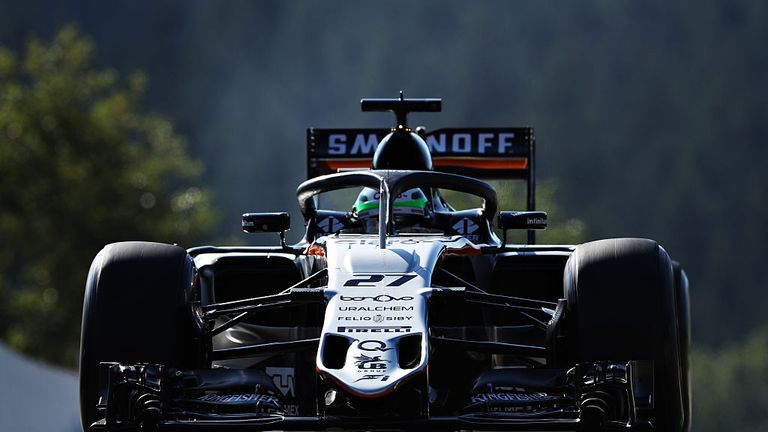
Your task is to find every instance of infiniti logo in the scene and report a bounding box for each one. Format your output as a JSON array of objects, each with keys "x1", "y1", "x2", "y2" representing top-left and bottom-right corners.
[{"x1": 340, "y1": 295, "x2": 414, "y2": 302}]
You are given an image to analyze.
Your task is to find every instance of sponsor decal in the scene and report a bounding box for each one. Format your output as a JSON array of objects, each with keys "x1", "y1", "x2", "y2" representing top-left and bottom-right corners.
[
  {"x1": 318, "y1": 216, "x2": 344, "y2": 233},
  {"x1": 425, "y1": 132, "x2": 517, "y2": 154},
  {"x1": 334, "y1": 238, "x2": 426, "y2": 245},
  {"x1": 354, "y1": 374, "x2": 390, "y2": 382},
  {"x1": 338, "y1": 316, "x2": 412, "y2": 322},
  {"x1": 452, "y1": 218, "x2": 479, "y2": 235},
  {"x1": 308, "y1": 128, "x2": 531, "y2": 178},
  {"x1": 357, "y1": 340, "x2": 392, "y2": 352},
  {"x1": 338, "y1": 305, "x2": 414, "y2": 312},
  {"x1": 337, "y1": 326, "x2": 412, "y2": 333},
  {"x1": 340, "y1": 295, "x2": 414, "y2": 302},
  {"x1": 469, "y1": 392, "x2": 556, "y2": 404},
  {"x1": 283, "y1": 404, "x2": 298, "y2": 416},
  {"x1": 265, "y1": 367, "x2": 295, "y2": 398},
  {"x1": 369, "y1": 191, "x2": 413, "y2": 200},
  {"x1": 323, "y1": 131, "x2": 519, "y2": 156},
  {"x1": 328, "y1": 133, "x2": 379, "y2": 155},
  {"x1": 197, "y1": 393, "x2": 279, "y2": 404},
  {"x1": 394, "y1": 238, "x2": 419, "y2": 244},
  {"x1": 353, "y1": 354, "x2": 390, "y2": 370}
]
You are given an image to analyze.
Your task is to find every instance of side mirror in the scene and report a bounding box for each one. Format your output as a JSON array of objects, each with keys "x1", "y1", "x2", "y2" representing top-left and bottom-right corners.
[
  {"x1": 498, "y1": 211, "x2": 548, "y2": 230},
  {"x1": 242, "y1": 212, "x2": 291, "y2": 233}
]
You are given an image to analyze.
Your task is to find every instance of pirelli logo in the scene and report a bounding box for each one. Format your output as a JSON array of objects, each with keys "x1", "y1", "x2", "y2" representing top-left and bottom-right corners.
[{"x1": 336, "y1": 326, "x2": 412, "y2": 333}]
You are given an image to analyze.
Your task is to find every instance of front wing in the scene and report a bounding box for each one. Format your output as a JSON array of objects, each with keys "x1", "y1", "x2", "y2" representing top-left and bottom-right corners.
[{"x1": 90, "y1": 361, "x2": 651, "y2": 431}]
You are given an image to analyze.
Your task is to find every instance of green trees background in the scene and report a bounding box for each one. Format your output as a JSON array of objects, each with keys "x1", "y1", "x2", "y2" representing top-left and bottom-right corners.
[
  {"x1": 0, "y1": 1, "x2": 767, "y2": 430},
  {"x1": 0, "y1": 28, "x2": 215, "y2": 366},
  {"x1": 694, "y1": 328, "x2": 768, "y2": 431}
]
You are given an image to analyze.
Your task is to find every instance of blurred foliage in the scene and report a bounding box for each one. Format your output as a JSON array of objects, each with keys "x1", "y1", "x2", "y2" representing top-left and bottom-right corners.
[
  {"x1": 441, "y1": 179, "x2": 585, "y2": 245},
  {"x1": 692, "y1": 326, "x2": 768, "y2": 431},
  {"x1": 0, "y1": 27, "x2": 216, "y2": 367},
  {"x1": 495, "y1": 179, "x2": 585, "y2": 245}
]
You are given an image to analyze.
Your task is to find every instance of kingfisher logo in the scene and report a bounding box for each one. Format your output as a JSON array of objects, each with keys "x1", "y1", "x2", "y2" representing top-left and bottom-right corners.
[
  {"x1": 469, "y1": 392, "x2": 556, "y2": 404},
  {"x1": 197, "y1": 394, "x2": 279, "y2": 404}
]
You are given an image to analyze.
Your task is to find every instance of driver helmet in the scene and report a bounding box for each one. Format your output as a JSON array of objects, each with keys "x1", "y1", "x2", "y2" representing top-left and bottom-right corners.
[{"x1": 353, "y1": 187, "x2": 428, "y2": 233}]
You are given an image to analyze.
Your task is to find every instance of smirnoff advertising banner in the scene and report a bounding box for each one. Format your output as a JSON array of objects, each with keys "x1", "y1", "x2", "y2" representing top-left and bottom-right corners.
[{"x1": 307, "y1": 127, "x2": 533, "y2": 179}]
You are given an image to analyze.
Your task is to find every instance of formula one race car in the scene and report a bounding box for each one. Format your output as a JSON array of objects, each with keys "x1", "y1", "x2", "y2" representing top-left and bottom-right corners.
[{"x1": 79, "y1": 95, "x2": 691, "y2": 431}]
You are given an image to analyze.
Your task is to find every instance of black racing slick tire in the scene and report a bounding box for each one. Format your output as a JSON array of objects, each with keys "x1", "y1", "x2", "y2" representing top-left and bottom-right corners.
[
  {"x1": 673, "y1": 261, "x2": 692, "y2": 432},
  {"x1": 563, "y1": 238, "x2": 687, "y2": 432},
  {"x1": 79, "y1": 242, "x2": 201, "y2": 431}
]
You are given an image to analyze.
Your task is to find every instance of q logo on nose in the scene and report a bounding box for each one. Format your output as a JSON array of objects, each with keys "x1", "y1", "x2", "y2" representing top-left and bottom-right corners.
[{"x1": 357, "y1": 340, "x2": 392, "y2": 352}]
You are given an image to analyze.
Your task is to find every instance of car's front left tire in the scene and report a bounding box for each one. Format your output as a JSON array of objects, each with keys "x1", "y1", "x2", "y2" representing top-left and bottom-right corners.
[{"x1": 79, "y1": 241, "x2": 202, "y2": 431}]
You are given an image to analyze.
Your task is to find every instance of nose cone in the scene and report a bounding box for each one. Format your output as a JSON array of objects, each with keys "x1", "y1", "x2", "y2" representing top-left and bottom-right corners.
[
  {"x1": 322, "y1": 333, "x2": 425, "y2": 398},
  {"x1": 372, "y1": 128, "x2": 433, "y2": 171},
  {"x1": 317, "y1": 293, "x2": 428, "y2": 398}
]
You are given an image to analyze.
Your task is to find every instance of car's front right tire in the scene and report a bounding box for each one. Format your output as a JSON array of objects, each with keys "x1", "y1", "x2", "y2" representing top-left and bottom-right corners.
[{"x1": 563, "y1": 238, "x2": 688, "y2": 431}]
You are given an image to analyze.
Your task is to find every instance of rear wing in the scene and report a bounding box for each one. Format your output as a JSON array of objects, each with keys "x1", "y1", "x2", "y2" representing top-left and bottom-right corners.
[{"x1": 306, "y1": 127, "x2": 536, "y2": 214}]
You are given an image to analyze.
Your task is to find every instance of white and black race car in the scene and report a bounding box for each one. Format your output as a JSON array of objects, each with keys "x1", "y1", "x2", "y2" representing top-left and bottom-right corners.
[{"x1": 79, "y1": 95, "x2": 691, "y2": 431}]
